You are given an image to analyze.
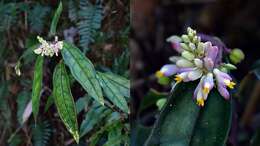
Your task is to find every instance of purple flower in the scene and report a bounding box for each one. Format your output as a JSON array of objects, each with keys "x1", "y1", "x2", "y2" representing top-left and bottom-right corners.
[
  {"x1": 156, "y1": 64, "x2": 179, "y2": 78},
  {"x1": 166, "y1": 36, "x2": 183, "y2": 53},
  {"x1": 213, "y1": 69, "x2": 235, "y2": 99},
  {"x1": 193, "y1": 73, "x2": 214, "y2": 106}
]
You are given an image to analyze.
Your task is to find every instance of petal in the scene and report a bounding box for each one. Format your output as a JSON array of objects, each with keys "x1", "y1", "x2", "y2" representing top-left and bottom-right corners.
[
  {"x1": 213, "y1": 69, "x2": 232, "y2": 80},
  {"x1": 187, "y1": 69, "x2": 202, "y2": 81},
  {"x1": 177, "y1": 67, "x2": 194, "y2": 73},
  {"x1": 193, "y1": 76, "x2": 205, "y2": 99},
  {"x1": 203, "y1": 73, "x2": 214, "y2": 89},
  {"x1": 205, "y1": 43, "x2": 219, "y2": 63},
  {"x1": 217, "y1": 85, "x2": 230, "y2": 100},
  {"x1": 204, "y1": 57, "x2": 214, "y2": 70},
  {"x1": 160, "y1": 64, "x2": 178, "y2": 76},
  {"x1": 176, "y1": 58, "x2": 194, "y2": 68}
]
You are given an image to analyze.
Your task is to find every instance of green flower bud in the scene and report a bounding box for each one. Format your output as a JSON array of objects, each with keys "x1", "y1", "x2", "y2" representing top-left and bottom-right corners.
[
  {"x1": 194, "y1": 58, "x2": 203, "y2": 68},
  {"x1": 181, "y1": 51, "x2": 195, "y2": 61},
  {"x1": 180, "y1": 43, "x2": 190, "y2": 51},
  {"x1": 156, "y1": 98, "x2": 167, "y2": 110},
  {"x1": 229, "y1": 48, "x2": 245, "y2": 64},
  {"x1": 157, "y1": 76, "x2": 170, "y2": 85},
  {"x1": 221, "y1": 63, "x2": 237, "y2": 70},
  {"x1": 176, "y1": 59, "x2": 194, "y2": 67},
  {"x1": 189, "y1": 43, "x2": 196, "y2": 50},
  {"x1": 197, "y1": 42, "x2": 205, "y2": 56},
  {"x1": 219, "y1": 66, "x2": 228, "y2": 73},
  {"x1": 181, "y1": 35, "x2": 190, "y2": 43}
]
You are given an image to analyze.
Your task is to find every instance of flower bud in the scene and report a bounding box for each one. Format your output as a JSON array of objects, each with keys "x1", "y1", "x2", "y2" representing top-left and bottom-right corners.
[
  {"x1": 189, "y1": 43, "x2": 196, "y2": 50},
  {"x1": 156, "y1": 98, "x2": 167, "y2": 110},
  {"x1": 229, "y1": 48, "x2": 245, "y2": 64},
  {"x1": 181, "y1": 51, "x2": 195, "y2": 61},
  {"x1": 180, "y1": 43, "x2": 190, "y2": 51},
  {"x1": 176, "y1": 59, "x2": 194, "y2": 67},
  {"x1": 221, "y1": 63, "x2": 237, "y2": 70},
  {"x1": 181, "y1": 35, "x2": 190, "y2": 43},
  {"x1": 157, "y1": 76, "x2": 170, "y2": 85},
  {"x1": 194, "y1": 58, "x2": 203, "y2": 68}
]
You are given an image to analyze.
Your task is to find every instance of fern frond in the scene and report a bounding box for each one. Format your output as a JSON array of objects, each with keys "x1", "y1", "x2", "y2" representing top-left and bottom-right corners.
[
  {"x1": 28, "y1": 4, "x2": 50, "y2": 33},
  {"x1": 68, "y1": 0, "x2": 78, "y2": 22},
  {"x1": 31, "y1": 120, "x2": 52, "y2": 146},
  {"x1": 77, "y1": 0, "x2": 103, "y2": 50}
]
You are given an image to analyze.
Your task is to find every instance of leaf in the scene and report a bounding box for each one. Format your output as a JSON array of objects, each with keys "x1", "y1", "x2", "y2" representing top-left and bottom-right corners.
[
  {"x1": 97, "y1": 72, "x2": 129, "y2": 113},
  {"x1": 28, "y1": 4, "x2": 50, "y2": 33},
  {"x1": 145, "y1": 83, "x2": 232, "y2": 146},
  {"x1": 77, "y1": 0, "x2": 103, "y2": 49},
  {"x1": 61, "y1": 42, "x2": 104, "y2": 105},
  {"x1": 31, "y1": 120, "x2": 52, "y2": 146},
  {"x1": 32, "y1": 56, "x2": 44, "y2": 121},
  {"x1": 53, "y1": 62, "x2": 79, "y2": 143},
  {"x1": 75, "y1": 96, "x2": 90, "y2": 114},
  {"x1": 100, "y1": 72, "x2": 130, "y2": 99},
  {"x1": 49, "y1": 2, "x2": 62, "y2": 36},
  {"x1": 103, "y1": 123, "x2": 124, "y2": 146},
  {"x1": 44, "y1": 95, "x2": 54, "y2": 113},
  {"x1": 80, "y1": 101, "x2": 112, "y2": 137},
  {"x1": 22, "y1": 100, "x2": 32, "y2": 124},
  {"x1": 16, "y1": 91, "x2": 30, "y2": 124}
]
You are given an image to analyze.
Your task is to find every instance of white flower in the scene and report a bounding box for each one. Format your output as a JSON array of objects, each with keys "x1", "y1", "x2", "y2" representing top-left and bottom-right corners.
[{"x1": 34, "y1": 36, "x2": 63, "y2": 57}]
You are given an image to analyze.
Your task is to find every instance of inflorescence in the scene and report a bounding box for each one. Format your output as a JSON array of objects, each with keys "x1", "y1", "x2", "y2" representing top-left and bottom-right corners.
[{"x1": 156, "y1": 27, "x2": 237, "y2": 107}]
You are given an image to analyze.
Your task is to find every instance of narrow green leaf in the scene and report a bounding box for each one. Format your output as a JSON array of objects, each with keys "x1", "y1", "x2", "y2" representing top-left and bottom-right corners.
[
  {"x1": 44, "y1": 95, "x2": 54, "y2": 113},
  {"x1": 145, "y1": 83, "x2": 232, "y2": 146},
  {"x1": 53, "y1": 61, "x2": 79, "y2": 143},
  {"x1": 101, "y1": 72, "x2": 130, "y2": 99},
  {"x1": 32, "y1": 56, "x2": 44, "y2": 121},
  {"x1": 97, "y1": 72, "x2": 129, "y2": 113},
  {"x1": 61, "y1": 42, "x2": 104, "y2": 105},
  {"x1": 49, "y1": 2, "x2": 62, "y2": 36}
]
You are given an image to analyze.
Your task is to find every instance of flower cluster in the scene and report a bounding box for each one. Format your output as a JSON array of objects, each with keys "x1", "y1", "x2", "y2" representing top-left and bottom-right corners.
[
  {"x1": 34, "y1": 36, "x2": 63, "y2": 57},
  {"x1": 156, "y1": 27, "x2": 237, "y2": 107}
]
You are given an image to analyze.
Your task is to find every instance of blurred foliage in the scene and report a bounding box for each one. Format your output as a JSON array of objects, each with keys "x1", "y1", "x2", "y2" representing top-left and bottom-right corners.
[{"x1": 0, "y1": 0, "x2": 129, "y2": 145}]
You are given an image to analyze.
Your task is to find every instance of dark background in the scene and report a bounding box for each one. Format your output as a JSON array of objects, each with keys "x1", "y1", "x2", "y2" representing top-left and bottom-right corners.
[{"x1": 131, "y1": 0, "x2": 260, "y2": 145}]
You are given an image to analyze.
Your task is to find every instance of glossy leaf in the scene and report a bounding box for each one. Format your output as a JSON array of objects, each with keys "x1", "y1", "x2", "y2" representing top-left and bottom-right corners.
[
  {"x1": 53, "y1": 62, "x2": 79, "y2": 143},
  {"x1": 32, "y1": 56, "x2": 44, "y2": 121},
  {"x1": 145, "y1": 83, "x2": 232, "y2": 146},
  {"x1": 97, "y1": 72, "x2": 129, "y2": 113},
  {"x1": 49, "y1": 2, "x2": 62, "y2": 36},
  {"x1": 100, "y1": 72, "x2": 130, "y2": 99},
  {"x1": 61, "y1": 42, "x2": 104, "y2": 105}
]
